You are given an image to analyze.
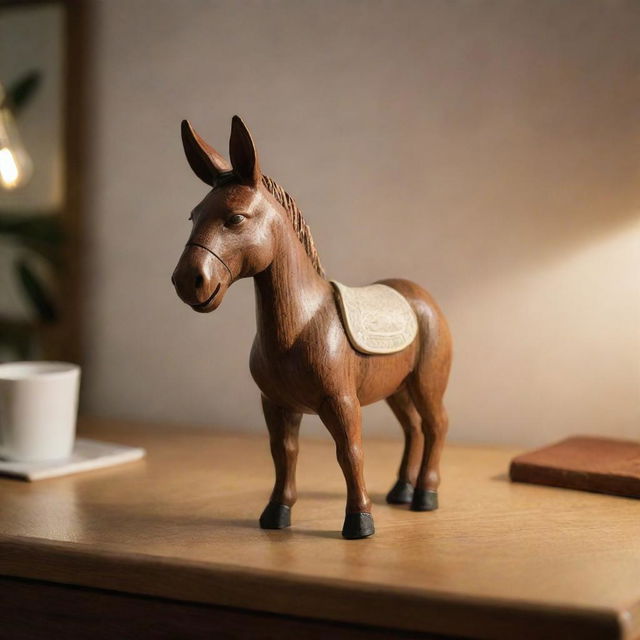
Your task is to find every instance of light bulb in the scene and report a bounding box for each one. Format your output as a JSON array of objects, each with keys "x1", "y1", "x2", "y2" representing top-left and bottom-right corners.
[{"x1": 0, "y1": 86, "x2": 33, "y2": 191}]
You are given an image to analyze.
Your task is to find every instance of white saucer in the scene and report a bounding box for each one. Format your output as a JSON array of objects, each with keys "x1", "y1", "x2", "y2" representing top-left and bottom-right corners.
[{"x1": 0, "y1": 438, "x2": 146, "y2": 481}]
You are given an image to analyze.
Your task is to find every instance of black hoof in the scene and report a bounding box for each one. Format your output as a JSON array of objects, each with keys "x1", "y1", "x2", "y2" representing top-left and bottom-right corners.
[
  {"x1": 342, "y1": 512, "x2": 375, "y2": 539},
  {"x1": 410, "y1": 489, "x2": 438, "y2": 512},
  {"x1": 386, "y1": 480, "x2": 414, "y2": 504},
  {"x1": 259, "y1": 502, "x2": 291, "y2": 529}
]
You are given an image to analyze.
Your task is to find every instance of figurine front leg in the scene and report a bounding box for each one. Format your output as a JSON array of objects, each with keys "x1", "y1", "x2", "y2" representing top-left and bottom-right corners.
[
  {"x1": 259, "y1": 395, "x2": 302, "y2": 530},
  {"x1": 318, "y1": 395, "x2": 374, "y2": 539}
]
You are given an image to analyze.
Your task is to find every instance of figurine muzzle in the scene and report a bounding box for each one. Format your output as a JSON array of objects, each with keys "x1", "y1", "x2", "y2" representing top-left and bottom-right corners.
[{"x1": 172, "y1": 243, "x2": 229, "y2": 312}]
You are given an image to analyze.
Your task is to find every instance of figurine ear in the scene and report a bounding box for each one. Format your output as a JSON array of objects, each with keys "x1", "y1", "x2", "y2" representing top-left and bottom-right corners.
[
  {"x1": 229, "y1": 115, "x2": 261, "y2": 184},
  {"x1": 181, "y1": 120, "x2": 231, "y2": 186}
]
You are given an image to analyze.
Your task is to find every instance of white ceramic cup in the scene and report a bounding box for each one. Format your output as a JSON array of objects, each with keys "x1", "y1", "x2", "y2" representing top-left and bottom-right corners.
[{"x1": 0, "y1": 361, "x2": 80, "y2": 462}]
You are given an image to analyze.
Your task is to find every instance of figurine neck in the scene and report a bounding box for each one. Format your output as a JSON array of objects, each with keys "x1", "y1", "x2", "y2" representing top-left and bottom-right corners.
[{"x1": 253, "y1": 223, "x2": 329, "y2": 350}]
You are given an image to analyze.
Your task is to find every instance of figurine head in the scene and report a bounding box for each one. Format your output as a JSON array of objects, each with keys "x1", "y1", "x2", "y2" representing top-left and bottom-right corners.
[{"x1": 172, "y1": 116, "x2": 278, "y2": 312}]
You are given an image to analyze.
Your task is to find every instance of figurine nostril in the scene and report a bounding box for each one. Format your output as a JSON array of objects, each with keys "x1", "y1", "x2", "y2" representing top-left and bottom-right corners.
[{"x1": 195, "y1": 274, "x2": 204, "y2": 288}]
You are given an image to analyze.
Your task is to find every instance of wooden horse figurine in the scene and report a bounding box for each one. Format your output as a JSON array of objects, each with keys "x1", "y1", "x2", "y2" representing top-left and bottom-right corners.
[{"x1": 172, "y1": 116, "x2": 452, "y2": 539}]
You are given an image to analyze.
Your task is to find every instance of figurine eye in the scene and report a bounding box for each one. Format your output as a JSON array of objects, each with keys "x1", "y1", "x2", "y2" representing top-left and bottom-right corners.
[{"x1": 225, "y1": 214, "x2": 245, "y2": 227}]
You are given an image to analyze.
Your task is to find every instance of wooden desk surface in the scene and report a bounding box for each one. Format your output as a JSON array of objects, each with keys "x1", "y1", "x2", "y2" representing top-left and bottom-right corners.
[{"x1": 0, "y1": 418, "x2": 638, "y2": 639}]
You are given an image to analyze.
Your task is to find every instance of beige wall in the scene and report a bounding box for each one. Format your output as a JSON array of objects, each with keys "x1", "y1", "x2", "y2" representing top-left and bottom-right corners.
[{"x1": 82, "y1": 0, "x2": 640, "y2": 445}]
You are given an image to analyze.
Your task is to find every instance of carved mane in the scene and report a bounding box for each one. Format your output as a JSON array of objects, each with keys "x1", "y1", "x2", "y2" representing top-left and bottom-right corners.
[{"x1": 261, "y1": 175, "x2": 325, "y2": 278}]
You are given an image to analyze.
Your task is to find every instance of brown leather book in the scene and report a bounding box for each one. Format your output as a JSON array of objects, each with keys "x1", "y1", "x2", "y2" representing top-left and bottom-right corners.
[{"x1": 510, "y1": 436, "x2": 640, "y2": 499}]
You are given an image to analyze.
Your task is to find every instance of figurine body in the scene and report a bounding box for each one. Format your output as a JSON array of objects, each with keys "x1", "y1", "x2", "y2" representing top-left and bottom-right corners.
[{"x1": 172, "y1": 117, "x2": 452, "y2": 539}]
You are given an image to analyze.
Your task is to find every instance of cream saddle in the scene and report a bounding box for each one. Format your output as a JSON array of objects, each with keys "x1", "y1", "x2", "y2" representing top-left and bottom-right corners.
[{"x1": 330, "y1": 281, "x2": 418, "y2": 355}]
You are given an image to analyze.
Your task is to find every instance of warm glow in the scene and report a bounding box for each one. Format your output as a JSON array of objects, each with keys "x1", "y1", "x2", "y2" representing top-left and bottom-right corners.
[
  {"x1": 0, "y1": 104, "x2": 33, "y2": 191},
  {"x1": 0, "y1": 147, "x2": 20, "y2": 189}
]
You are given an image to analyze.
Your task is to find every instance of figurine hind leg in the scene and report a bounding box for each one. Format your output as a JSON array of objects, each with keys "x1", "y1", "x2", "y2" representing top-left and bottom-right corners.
[
  {"x1": 385, "y1": 387, "x2": 424, "y2": 504},
  {"x1": 259, "y1": 395, "x2": 302, "y2": 529},
  {"x1": 405, "y1": 314, "x2": 452, "y2": 512},
  {"x1": 406, "y1": 372, "x2": 450, "y2": 512}
]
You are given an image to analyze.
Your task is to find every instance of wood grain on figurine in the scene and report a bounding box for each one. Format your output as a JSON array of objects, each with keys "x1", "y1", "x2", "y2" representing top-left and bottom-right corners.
[
  {"x1": 172, "y1": 116, "x2": 453, "y2": 538},
  {"x1": 510, "y1": 436, "x2": 640, "y2": 498}
]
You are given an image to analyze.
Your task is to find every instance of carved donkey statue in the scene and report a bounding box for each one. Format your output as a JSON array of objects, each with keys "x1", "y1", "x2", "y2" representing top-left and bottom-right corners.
[{"x1": 172, "y1": 116, "x2": 452, "y2": 539}]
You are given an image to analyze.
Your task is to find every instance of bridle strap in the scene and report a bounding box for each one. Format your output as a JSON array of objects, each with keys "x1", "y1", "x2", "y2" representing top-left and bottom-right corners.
[
  {"x1": 215, "y1": 171, "x2": 236, "y2": 187},
  {"x1": 186, "y1": 242, "x2": 233, "y2": 282}
]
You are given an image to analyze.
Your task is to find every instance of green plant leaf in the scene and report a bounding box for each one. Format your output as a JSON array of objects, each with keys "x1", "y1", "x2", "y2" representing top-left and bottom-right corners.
[
  {"x1": 5, "y1": 70, "x2": 41, "y2": 114},
  {"x1": 0, "y1": 318, "x2": 35, "y2": 360},
  {"x1": 0, "y1": 214, "x2": 64, "y2": 265},
  {"x1": 0, "y1": 213, "x2": 63, "y2": 242},
  {"x1": 15, "y1": 259, "x2": 57, "y2": 324}
]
